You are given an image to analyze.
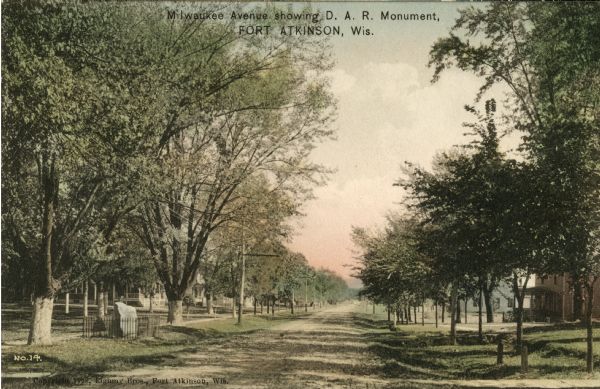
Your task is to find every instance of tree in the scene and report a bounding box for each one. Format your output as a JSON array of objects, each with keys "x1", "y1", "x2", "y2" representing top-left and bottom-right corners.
[
  {"x1": 2, "y1": 2, "x2": 165, "y2": 344},
  {"x1": 430, "y1": 2, "x2": 600, "y2": 362},
  {"x1": 129, "y1": 5, "x2": 335, "y2": 324}
]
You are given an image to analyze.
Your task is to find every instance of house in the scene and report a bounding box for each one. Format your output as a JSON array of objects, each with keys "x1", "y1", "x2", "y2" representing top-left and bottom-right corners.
[
  {"x1": 465, "y1": 278, "x2": 532, "y2": 322},
  {"x1": 524, "y1": 273, "x2": 600, "y2": 322}
]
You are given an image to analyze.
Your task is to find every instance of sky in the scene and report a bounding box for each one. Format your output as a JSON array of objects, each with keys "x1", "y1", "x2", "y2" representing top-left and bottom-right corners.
[{"x1": 284, "y1": 2, "x2": 517, "y2": 288}]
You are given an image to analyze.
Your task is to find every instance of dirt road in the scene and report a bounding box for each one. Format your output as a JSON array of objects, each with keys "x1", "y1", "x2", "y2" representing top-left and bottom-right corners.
[{"x1": 99, "y1": 303, "x2": 599, "y2": 389}]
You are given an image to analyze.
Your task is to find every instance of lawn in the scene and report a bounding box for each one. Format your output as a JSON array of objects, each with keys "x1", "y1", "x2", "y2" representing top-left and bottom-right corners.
[
  {"x1": 353, "y1": 311, "x2": 600, "y2": 380},
  {"x1": 2, "y1": 312, "x2": 300, "y2": 382}
]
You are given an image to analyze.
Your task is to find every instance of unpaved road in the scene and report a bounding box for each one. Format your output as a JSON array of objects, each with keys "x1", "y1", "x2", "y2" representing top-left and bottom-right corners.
[
  {"x1": 96, "y1": 303, "x2": 599, "y2": 389},
  {"x1": 104, "y1": 303, "x2": 386, "y2": 388}
]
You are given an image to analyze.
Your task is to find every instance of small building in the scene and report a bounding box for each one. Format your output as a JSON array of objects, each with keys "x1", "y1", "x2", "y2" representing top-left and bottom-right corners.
[{"x1": 467, "y1": 278, "x2": 532, "y2": 321}]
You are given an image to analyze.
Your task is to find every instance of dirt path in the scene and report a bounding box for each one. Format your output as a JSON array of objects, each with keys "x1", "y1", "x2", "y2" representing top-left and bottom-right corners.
[
  {"x1": 96, "y1": 303, "x2": 599, "y2": 389},
  {"x1": 99, "y1": 302, "x2": 386, "y2": 388}
]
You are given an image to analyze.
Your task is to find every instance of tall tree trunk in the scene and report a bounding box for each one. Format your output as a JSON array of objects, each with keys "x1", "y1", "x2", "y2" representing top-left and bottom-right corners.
[
  {"x1": 28, "y1": 165, "x2": 58, "y2": 345},
  {"x1": 450, "y1": 286, "x2": 458, "y2": 345},
  {"x1": 272, "y1": 298, "x2": 275, "y2": 316},
  {"x1": 421, "y1": 302, "x2": 425, "y2": 326},
  {"x1": 464, "y1": 298, "x2": 468, "y2": 324},
  {"x1": 387, "y1": 304, "x2": 391, "y2": 322},
  {"x1": 168, "y1": 300, "x2": 184, "y2": 325},
  {"x1": 103, "y1": 291, "x2": 108, "y2": 315},
  {"x1": 83, "y1": 281, "x2": 89, "y2": 318},
  {"x1": 28, "y1": 297, "x2": 54, "y2": 345},
  {"x1": 414, "y1": 305, "x2": 417, "y2": 323},
  {"x1": 97, "y1": 281, "x2": 105, "y2": 319},
  {"x1": 435, "y1": 303, "x2": 438, "y2": 328},
  {"x1": 65, "y1": 292, "x2": 70, "y2": 314},
  {"x1": 149, "y1": 293, "x2": 154, "y2": 313},
  {"x1": 254, "y1": 297, "x2": 257, "y2": 316},
  {"x1": 441, "y1": 302, "x2": 445, "y2": 323},
  {"x1": 231, "y1": 297, "x2": 237, "y2": 319},
  {"x1": 478, "y1": 284, "x2": 483, "y2": 343},
  {"x1": 406, "y1": 306, "x2": 411, "y2": 323},
  {"x1": 206, "y1": 292, "x2": 214, "y2": 315},
  {"x1": 456, "y1": 298, "x2": 461, "y2": 323},
  {"x1": 266, "y1": 299, "x2": 270, "y2": 314},
  {"x1": 512, "y1": 273, "x2": 530, "y2": 350},
  {"x1": 574, "y1": 279, "x2": 583, "y2": 321},
  {"x1": 291, "y1": 291, "x2": 295, "y2": 315},
  {"x1": 585, "y1": 278, "x2": 597, "y2": 373},
  {"x1": 483, "y1": 286, "x2": 494, "y2": 323}
]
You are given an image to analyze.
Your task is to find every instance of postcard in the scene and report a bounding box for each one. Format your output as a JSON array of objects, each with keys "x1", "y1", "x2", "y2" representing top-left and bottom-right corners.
[{"x1": 2, "y1": 1, "x2": 599, "y2": 388}]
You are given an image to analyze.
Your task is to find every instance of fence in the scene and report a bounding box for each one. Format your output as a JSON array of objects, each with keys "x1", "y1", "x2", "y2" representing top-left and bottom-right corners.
[{"x1": 83, "y1": 315, "x2": 162, "y2": 339}]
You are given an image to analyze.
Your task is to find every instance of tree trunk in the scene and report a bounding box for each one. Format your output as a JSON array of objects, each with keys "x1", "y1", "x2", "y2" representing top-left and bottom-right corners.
[
  {"x1": 27, "y1": 160, "x2": 61, "y2": 345},
  {"x1": 291, "y1": 292, "x2": 295, "y2": 315},
  {"x1": 254, "y1": 298, "x2": 257, "y2": 316},
  {"x1": 441, "y1": 302, "x2": 445, "y2": 323},
  {"x1": 478, "y1": 284, "x2": 483, "y2": 343},
  {"x1": 266, "y1": 299, "x2": 270, "y2": 314},
  {"x1": 231, "y1": 298, "x2": 237, "y2": 318},
  {"x1": 435, "y1": 303, "x2": 438, "y2": 328},
  {"x1": 260, "y1": 300, "x2": 263, "y2": 314},
  {"x1": 585, "y1": 279, "x2": 596, "y2": 373},
  {"x1": 387, "y1": 304, "x2": 391, "y2": 322},
  {"x1": 414, "y1": 305, "x2": 417, "y2": 323},
  {"x1": 421, "y1": 302, "x2": 425, "y2": 326},
  {"x1": 272, "y1": 299, "x2": 275, "y2": 316},
  {"x1": 65, "y1": 292, "x2": 70, "y2": 314},
  {"x1": 168, "y1": 300, "x2": 183, "y2": 325},
  {"x1": 28, "y1": 297, "x2": 54, "y2": 345},
  {"x1": 450, "y1": 286, "x2": 458, "y2": 345},
  {"x1": 574, "y1": 279, "x2": 583, "y2": 321},
  {"x1": 456, "y1": 298, "x2": 461, "y2": 323},
  {"x1": 83, "y1": 281, "x2": 89, "y2": 318},
  {"x1": 97, "y1": 291, "x2": 105, "y2": 319},
  {"x1": 464, "y1": 298, "x2": 468, "y2": 324},
  {"x1": 103, "y1": 291, "x2": 108, "y2": 315},
  {"x1": 149, "y1": 293, "x2": 154, "y2": 313},
  {"x1": 512, "y1": 273, "x2": 530, "y2": 350},
  {"x1": 206, "y1": 292, "x2": 214, "y2": 315},
  {"x1": 373, "y1": 302, "x2": 376, "y2": 315},
  {"x1": 406, "y1": 306, "x2": 411, "y2": 323},
  {"x1": 483, "y1": 286, "x2": 494, "y2": 323}
]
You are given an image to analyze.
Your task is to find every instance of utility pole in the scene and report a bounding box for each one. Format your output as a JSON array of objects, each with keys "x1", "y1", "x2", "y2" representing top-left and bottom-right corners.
[
  {"x1": 238, "y1": 225, "x2": 246, "y2": 325},
  {"x1": 305, "y1": 277, "x2": 308, "y2": 312}
]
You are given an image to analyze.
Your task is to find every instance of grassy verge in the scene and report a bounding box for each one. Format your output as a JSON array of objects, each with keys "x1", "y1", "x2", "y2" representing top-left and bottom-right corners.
[
  {"x1": 2, "y1": 312, "x2": 301, "y2": 381},
  {"x1": 354, "y1": 312, "x2": 600, "y2": 380}
]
